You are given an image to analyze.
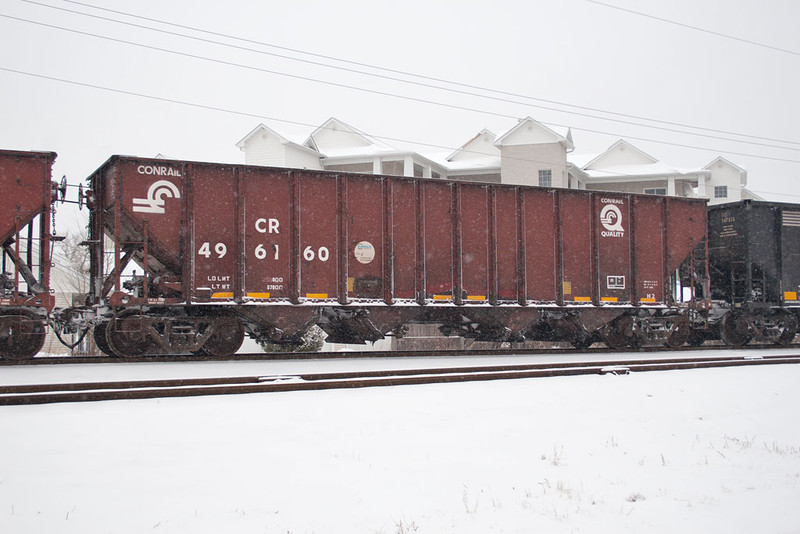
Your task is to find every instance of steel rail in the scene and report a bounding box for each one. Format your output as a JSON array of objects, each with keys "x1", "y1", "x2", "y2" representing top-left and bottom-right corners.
[
  {"x1": 2, "y1": 353, "x2": 799, "y2": 406},
  {"x1": 4, "y1": 341, "x2": 799, "y2": 366}
]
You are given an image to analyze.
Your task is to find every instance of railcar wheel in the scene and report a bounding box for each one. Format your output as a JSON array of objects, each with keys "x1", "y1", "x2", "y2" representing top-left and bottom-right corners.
[
  {"x1": 106, "y1": 312, "x2": 151, "y2": 358},
  {"x1": 775, "y1": 313, "x2": 798, "y2": 346},
  {"x1": 93, "y1": 322, "x2": 121, "y2": 357},
  {"x1": 198, "y1": 313, "x2": 244, "y2": 357},
  {"x1": 719, "y1": 312, "x2": 752, "y2": 347},
  {"x1": 571, "y1": 335, "x2": 594, "y2": 351},
  {"x1": 664, "y1": 319, "x2": 690, "y2": 348},
  {"x1": 602, "y1": 317, "x2": 635, "y2": 350},
  {"x1": 0, "y1": 310, "x2": 46, "y2": 360},
  {"x1": 687, "y1": 330, "x2": 706, "y2": 347}
]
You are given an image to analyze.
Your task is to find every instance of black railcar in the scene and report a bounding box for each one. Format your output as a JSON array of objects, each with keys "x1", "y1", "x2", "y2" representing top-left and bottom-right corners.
[{"x1": 702, "y1": 200, "x2": 799, "y2": 345}]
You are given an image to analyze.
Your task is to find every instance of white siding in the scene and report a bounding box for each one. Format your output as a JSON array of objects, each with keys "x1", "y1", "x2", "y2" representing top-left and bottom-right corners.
[
  {"x1": 449, "y1": 132, "x2": 499, "y2": 162},
  {"x1": 285, "y1": 146, "x2": 322, "y2": 170},
  {"x1": 706, "y1": 160, "x2": 743, "y2": 205},
  {"x1": 311, "y1": 124, "x2": 371, "y2": 151},
  {"x1": 500, "y1": 123, "x2": 562, "y2": 145},
  {"x1": 586, "y1": 144, "x2": 655, "y2": 169},
  {"x1": 243, "y1": 131, "x2": 286, "y2": 166},
  {"x1": 500, "y1": 143, "x2": 567, "y2": 187}
]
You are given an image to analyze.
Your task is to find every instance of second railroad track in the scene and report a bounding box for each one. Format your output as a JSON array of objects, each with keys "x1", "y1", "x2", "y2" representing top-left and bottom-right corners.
[{"x1": 3, "y1": 353, "x2": 800, "y2": 406}]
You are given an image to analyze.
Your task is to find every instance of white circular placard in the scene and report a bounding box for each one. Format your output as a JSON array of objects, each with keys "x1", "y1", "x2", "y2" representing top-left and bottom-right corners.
[{"x1": 354, "y1": 241, "x2": 375, "y2": 264}]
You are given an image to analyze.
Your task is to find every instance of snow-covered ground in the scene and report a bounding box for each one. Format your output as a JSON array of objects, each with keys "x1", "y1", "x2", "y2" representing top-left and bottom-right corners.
[{"x1": 2, "y1": 353, "x2": 800, "y2": 533}]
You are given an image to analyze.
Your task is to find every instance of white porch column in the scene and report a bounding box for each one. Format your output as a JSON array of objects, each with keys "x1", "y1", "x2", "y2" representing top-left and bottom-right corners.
[
  {"x1": 697, "y1": 174, "x2": 706, "y2": 198},
  {"x1": 667, "y1": 176, "x2": 676, "y2": 196},
  {"x1": 373, "y1": 157, "x2": 382, "y2": 174},
  {"x1": 403, "y1": 155, "x2": 414, "y2": 177},
  {"x1": 423, "y1": 164, "x2": 432, "y2": 179}
]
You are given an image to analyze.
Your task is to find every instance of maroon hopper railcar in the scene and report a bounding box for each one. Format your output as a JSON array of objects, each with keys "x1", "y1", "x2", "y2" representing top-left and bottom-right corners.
[
  {"x1": 0, "y1": 149, "x2": 57, "y2": 359},
  {"x1": 85, "y1": 155, "x2": 709, "y2": 357}
]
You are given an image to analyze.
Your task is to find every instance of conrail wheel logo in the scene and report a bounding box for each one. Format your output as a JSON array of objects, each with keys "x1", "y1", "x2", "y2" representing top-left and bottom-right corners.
[
  {"x1": 132, "y1": 180, "x2": 181, "y2": 214},
  {"x1": 599, "y1": 204, "x2": 624, "y2": 237}
]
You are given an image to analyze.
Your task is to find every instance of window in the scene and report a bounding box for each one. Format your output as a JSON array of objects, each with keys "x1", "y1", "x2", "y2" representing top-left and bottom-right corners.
[
  {"x1": 538, "y1": 169, "x2": 552, "y2": 187},
  {"x1": 644, "y1": 188, "x2": 667, "y2": 195},
  {"x1": 714, "y1": 186, "x2": 728, "y2": 198}
]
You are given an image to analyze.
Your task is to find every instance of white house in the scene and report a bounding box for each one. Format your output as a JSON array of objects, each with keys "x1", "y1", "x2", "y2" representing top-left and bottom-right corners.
[
  {"x1": 568, "y1": 141, "x2": 761, "y2": 205},
  {"x1": 236, "y1": 117, "x2": 758, "y2": 204},
  {"x1": 701, "y1": 156, "x2": 761, "y2": 205},
  {"x1": 494, "y1": 117, "x2": 573, "y2": 188}
]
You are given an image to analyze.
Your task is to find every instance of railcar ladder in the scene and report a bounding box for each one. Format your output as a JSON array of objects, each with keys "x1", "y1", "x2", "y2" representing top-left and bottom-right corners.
[{"x1": 730, "y1": 260, "x2": 749, "y2": 305}]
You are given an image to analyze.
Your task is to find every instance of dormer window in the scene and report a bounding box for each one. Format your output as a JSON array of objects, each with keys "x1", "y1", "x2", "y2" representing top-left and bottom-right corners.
[{"x1": 714, "y1": 186, "x2": 728, "y2": 199}]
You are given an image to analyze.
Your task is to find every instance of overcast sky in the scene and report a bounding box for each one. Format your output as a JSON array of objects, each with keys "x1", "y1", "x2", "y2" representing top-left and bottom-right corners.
[{"x1": 2, "y1": 0, "x2": 799, "y2": 205}]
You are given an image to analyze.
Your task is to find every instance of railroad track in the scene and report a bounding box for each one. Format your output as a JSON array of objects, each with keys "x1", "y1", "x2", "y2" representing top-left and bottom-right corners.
[
  {"x1": 5, "y1": 341, "x2": 799, "y2": 366},
  {"x1": 3, "y1": 353, "x2": 799, "y2": 406}
]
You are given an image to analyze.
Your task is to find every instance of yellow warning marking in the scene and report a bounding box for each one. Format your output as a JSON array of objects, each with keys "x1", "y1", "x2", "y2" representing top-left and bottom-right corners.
[
  {"x1": 211, "y1": 292, "x2": 233, "y2": 299},
  {"x1": 305, "y1": 293, "x2": 329, "y2": 299},
  {"x1": 466, "y1": 295, "x2": 486, "y2": 301},
  {"x1": 347, "y1": 277, "x2": 355, "y2": 292},
  {"x1": 433, "y1": 295, "x2": 453, "y2": 301},
  {"x1": 563, "y1": 281, "x2": 572, "y2": 295},
  {"x1": 246, "y1": 292, "x2": 271, "y2": 299},
  {"x1": 574, "y1": 296, "x2": 591, "y2": 302},
  {"x1": 785, "y1": 291, "x2": 798, "y2": 301},
  {"x1": 639, "y1": 297, "x2": 657, "y2": 303},
  {"x1": 601, "y1": 297, "x2": 618, "y2": 302}
]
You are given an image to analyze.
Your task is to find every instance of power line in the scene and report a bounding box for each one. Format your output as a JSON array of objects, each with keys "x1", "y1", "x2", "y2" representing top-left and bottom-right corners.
[
  {"x1": 4, "y1": 65, "x2": 800, "y2": 173},
  {"x1": 2, "y1": 66, "x2": 799, "y2": 201},
  {"x1": 3, "y1": 11, "x2": 800, "y2": 165},
  {"x1": 25, "y1": 0, "x2": 800, "y2": 149},
  {"x1": 0, "y1": 66, "x2": 564, "y2": 169},
  {"x1": 585, "y1": 0, "x2": 800, "y2": 58}
]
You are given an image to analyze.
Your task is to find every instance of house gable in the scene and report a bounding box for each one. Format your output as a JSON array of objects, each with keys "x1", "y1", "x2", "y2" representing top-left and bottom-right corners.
[
  {"x1": 236, "y1": 123, "x2": 321, "y2": 168},
  {"x1": 704, "y1": 156, "x2": 747, "y2": 186},
  {"x1": 305, "y1": 117, "x2": 390, "y2": 153},
  {"x1": 584, "y1": 140, "x2": 658, "y2": 170},
  {"x1": 447, "y1": 129, "x2": 499, "y2": 162},
  {"x1": 495, "y1": 117, "x2": 573, "y2": 149}
]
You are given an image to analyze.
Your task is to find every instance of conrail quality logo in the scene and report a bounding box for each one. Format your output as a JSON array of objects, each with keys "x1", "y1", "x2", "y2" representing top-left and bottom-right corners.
[
  {"x1": 599, "y1": 198, "x2": 625, "y2": 238},
  {"x1": 132, "y1": 180, "x2": 181, "y2": 214}
]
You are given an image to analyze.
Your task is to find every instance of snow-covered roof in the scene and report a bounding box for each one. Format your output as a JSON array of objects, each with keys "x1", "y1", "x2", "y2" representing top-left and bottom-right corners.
[
  {"x1": 446, "y1": 129, "x2": 499, "y2": 162},
  {"x1": 574, "y1": 140, "x2": 709, "y2": 181},
  {"x1": 236, "y1": 120, "x2": 746, "y2": 186},
  {"x1": 235, "y1": 123, "x2": 321, "y2": 156},
  {"x1": 304, "y1": 117, "x2": 396, "y2": 153}
]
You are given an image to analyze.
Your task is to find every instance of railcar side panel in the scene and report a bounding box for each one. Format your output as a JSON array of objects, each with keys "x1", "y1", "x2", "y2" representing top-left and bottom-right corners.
[
  {"x1": 523, "y1": 189, "x2": 557, "y2": 303},
  {"x1": 632, "y1": 196, "x2": 666, "y2": 304},
  {"x1": 0, "y1": 149, "x2": 56, "y2": 311},
  {"x1": 117, "y1": 159, "x2": 184, "y2": 274},
  {"x1": 423, "y1": 181, "x2": 454, "y2": 300},
  {"x1": 459, "y1": 184, "x2": 490, "y2": 302},
  {"x1": 747, "y1": 206, "x2": 781, "y2": 303},
  {"x1": 781, "y1": 206, "x2": 800, "y2": 306},
  {"x1": 0, "y1": 151, "x2": 53, "y2": 243},
  {"x1": 494, "y1": 187, "x2": 519, "y2": 302},
  {"x1": 242, "y1": 167, "x2": 292, "y2": 300},
  {"x1": 298, "y1": 172, "x2": 339, "y2": 301},
  {"x1": 595, "y1": 194, "x2": 632, "y2": 305},
  {"x1": 665, "y1": 198, "x2": 707, "y2": 274},
  {"x1": 190, "y1": 165, "x2": 238, "y2": 300},
  {"x1": 346, "y1": 175, "x2": 385, "y2": 301},
  {"x1": 389, "y1": 179, "x2": 417, "y2": 301},
  {"x1": 559, "y1": 193, "x2": 593, "y2": 304}
]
